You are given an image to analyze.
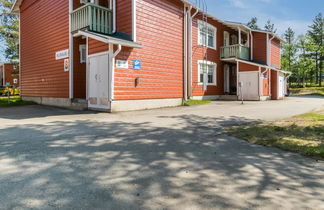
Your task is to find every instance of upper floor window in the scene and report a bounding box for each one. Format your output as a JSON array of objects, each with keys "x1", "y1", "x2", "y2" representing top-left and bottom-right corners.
[
  {"x1": 198, "y1": 21, "x2": 217, "y2": 50},
  {"x1": 198, "y1": 60, "x2": 217, "y2": 86}
]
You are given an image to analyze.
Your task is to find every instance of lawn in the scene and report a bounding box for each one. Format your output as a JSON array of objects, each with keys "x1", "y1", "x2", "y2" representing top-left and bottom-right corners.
[
  {"x1": 227, "y1": 110, "x2": 324, "y2": 160},
  {"x1": 290, "y1": 86, "x2": 324, "y2": 96},
  {"x1": 184, "y1": 99, "x2": 212, "y2": 106},
  {"x1": 0, "y1": 96, "x2": 36, "y2": 107}
]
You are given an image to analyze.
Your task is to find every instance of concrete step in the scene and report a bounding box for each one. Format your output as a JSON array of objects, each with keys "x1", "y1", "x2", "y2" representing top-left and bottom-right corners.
[{"x1": 71, "y1": 98, "x2": 88, "y2": 110}]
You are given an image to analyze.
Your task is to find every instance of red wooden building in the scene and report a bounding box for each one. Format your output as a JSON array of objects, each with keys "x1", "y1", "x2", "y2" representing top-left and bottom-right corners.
[
  {"x1": 0, "y1": 63, "x2": 20, "y2": 87},
  {"x1": 11, "y1": 0, "x2": 290, "y2": 111}
]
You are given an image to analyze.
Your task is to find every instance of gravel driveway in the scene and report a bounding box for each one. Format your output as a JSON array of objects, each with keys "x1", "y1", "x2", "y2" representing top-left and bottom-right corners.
[{"x1": 0, "y1": 96, "x2": 323, "y2": 210}]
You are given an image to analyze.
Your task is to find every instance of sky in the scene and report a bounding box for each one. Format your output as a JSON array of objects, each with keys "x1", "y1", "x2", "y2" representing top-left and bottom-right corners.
[
  {"x1": 203, "y1": 0, "x2": 323, "y2": 36},
  {"x1": 0, "y1": 0, "x2": 323, "y2": 62}
]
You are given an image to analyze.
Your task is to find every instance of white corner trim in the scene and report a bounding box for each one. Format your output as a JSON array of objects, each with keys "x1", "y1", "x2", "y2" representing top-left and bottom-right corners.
[{"x1": 132, "y1": 0, "x2": 137, "y2": 42}]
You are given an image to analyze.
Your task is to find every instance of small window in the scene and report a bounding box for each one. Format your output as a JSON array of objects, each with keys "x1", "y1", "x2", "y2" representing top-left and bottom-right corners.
[
  {"x1": 198, "y1": 60, "x2": 217, "y2": 86},
  {"x1": 79, "y1": 44, "x2": 86, "y2": 63},
  {"x1": 13, "y1": 79, "x2": 18, "y2": 84},
  {"x1": 198, "y1": 21, "x2": 217, "y2": 49}
]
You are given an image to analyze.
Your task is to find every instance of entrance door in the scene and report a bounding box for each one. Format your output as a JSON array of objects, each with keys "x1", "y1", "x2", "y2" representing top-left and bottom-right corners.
[
  {"x1": 238, "y1": 71, "x2": 260, "y2": 100},
  {"x1": 278, "y1": 73, "x2": 285, "y2": 98},
  {"x1": 224, "y1": 64, "x2": 230, "y2": 94},
  {"x1": 88, "y1": 53, "x2": 110, "y2": 110}
]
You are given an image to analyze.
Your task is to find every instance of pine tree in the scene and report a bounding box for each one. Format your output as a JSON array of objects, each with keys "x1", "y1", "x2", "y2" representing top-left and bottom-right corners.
[
  {"x1": 264, "y1": 19, "x2": 277, "y2": 34},
  {"x1": 247, "y1": 17, "x2": 260, "y2": 30},
  {"x1": 0, "y1": 0, "x2": 19, "y2": 63},
  {"x1": 307, "y1": 13, "x2": 324, "y2": 86},
  {"x1": 281, "y1": 27, "x2": 297, "y2": 79}
]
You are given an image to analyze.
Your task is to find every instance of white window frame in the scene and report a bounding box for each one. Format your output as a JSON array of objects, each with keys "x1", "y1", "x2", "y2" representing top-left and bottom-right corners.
[
  {"x1": 198, "y1": 20, "x2": 217, "y2": 50},
  {"x1": 198, "y1": 60, "x2": 217, "y2": 86},
  {"x1": 79, "y1": 44, "x2": 86, "y2": 63}
]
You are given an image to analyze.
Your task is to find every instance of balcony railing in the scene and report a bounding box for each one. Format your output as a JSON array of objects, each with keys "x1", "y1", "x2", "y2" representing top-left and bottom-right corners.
[
  {"x1": 220, "y1": 44, "x2": 250, "y2": 60},
  {"x1": 71, "y1": 3, "x2": 113, "y2": 35}
]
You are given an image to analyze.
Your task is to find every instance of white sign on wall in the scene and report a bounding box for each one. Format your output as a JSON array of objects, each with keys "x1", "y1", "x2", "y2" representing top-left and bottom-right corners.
[
  {"x1": 64, "y1": 59, "x2": 70, "y2": 72},
  {"x1": 56, "y1": 49, "x2": 69, "y2": 60},
  {"x1": 116, "y1": 60, "x2": 129, "y2": 69}
]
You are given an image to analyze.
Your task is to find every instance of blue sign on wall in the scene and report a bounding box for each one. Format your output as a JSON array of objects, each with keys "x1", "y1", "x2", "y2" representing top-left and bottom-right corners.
[{"x1": 133, "y1": 60, "x2": 141, "y2": 70}]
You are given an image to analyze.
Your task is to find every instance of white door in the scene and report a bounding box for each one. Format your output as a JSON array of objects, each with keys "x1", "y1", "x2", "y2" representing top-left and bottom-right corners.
[
  {"x1": 238, "y1": 71, "x2": 260, "y2": 100},
  {"x1": 278, "y1": 73, "x2": 285, "y2": 98},
  {"x1": 88, "y1": 53, "x2": 110, "y2": 110},
  {"x1": 224, "y1": 64, "x2": 230, "y2": 93}
]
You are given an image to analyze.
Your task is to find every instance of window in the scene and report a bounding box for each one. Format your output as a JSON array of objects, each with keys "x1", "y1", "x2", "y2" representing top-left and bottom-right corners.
[
  {"x1": 13, "y1": 79, "x2": 18, "y2": 84},
  {"x1": 79, "y1": 44, "x2": 86, "y2": 63},
  {"x1": 198, "y1": 21, "x2": 217, "y2": 49},
  {"x1": 198, "y1": 60, "x2": 217, "y2": 86}
]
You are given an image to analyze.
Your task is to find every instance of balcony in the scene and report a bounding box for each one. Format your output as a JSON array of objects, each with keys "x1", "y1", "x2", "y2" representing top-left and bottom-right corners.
[
  {"x1": 220, "y1": 44, "x2": 250, "y2": 60},
  {"x1": 71, "y1": 3, "x2": 113, "y2": 35}
]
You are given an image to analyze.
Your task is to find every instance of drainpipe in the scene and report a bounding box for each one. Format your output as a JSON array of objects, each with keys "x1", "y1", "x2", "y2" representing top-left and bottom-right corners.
[
  {"x1": 109, "y1": 44, "x2": 122, "y2": 103},
  {"x1": 69, "y1": 0, "x2": 74, "y2": 99},
  {"x1": 267, "y1": 34, "x2": 275, "y2": 66},
  {"x1": 113, "y1": 0, "x2": 116, "y2": 33},
  {"x1": 249, "y1": 31, "x2": 253, "y2": 60},
  {"x1": 187, "y1": 6, "x2": 198, "y2": 98},
  {"x1": 183, "y1": 5, "x2": 188, "y2": 101}
]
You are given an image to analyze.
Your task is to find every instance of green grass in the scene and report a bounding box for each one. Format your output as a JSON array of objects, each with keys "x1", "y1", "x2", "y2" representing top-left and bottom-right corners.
[
  {"x1": 0, "y1": 96, "x2": 36, "y2": 107},
  {"x1": 227, "y1": 111, "x2": 324, "y2": 160},
  {"x1": 290, "y1": 86, "x2": 324, "y2": 96},
  {"x1": 184, "y1": 99, "x2": 212, "y2": 106}
]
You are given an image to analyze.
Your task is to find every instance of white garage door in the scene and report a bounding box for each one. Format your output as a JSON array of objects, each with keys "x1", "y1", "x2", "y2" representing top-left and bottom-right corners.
[
  {"x1": 238, "y1": 71, "x2": 260, "y2": 101},
  {"x1": 88, "y1": 53, "x2": 110, "y2": 110}
]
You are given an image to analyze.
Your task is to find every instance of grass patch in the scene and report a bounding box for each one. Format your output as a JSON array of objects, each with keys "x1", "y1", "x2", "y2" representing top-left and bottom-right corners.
[
  {"x1": 0, "y1": 96, "x2": 36, "y2": 107},
  {"x1": 290, "y1": 87, "x2": 324, "y2": 96},
  {"x1": 227, "y1": 110, "x2": 324, "y2": 160},
  {"x1": 184, "y1": 99, "x2": 211, "y2": 106}
]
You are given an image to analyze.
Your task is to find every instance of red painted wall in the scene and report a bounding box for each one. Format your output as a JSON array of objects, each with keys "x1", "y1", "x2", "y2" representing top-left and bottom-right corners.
[
  {"x1": 238, "y1": 62, "x2": 259, "y2": 72},
  {"x1": 1, "y1": 64, "x2": 19, "y2": 86},
  {"x1": 113, "y1": 0, "x2": 184, "y2": 100},
  {"x1": 252, "y1": 32, "x2": 267, "y2": 64},
  {"x1": 271, "y1": 70, "x2": 278, "y2": 99},
  {"x1": 20, "y1": 0, "x2": 70, "y2": 98},
  {"x1": 271, "y1": 38, "x2": 281, "y2": 69}
]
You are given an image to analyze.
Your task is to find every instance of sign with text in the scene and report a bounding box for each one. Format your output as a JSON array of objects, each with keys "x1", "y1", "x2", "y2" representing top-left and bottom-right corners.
[
  {"x1": 116, "y1": 60, "x2": 129, "y2": 69},
  {"x1": 133, "y1": 60, "x2": 141, "y2": 70},
  {"x1": 56, "y1": 49, "x2": 69, "y2": 60},
  {"x1": 64, "y1": 59, "x2": 70, "y2": 72}
]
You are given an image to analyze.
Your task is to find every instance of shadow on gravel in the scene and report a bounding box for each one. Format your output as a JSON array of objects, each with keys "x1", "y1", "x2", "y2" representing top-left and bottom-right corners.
[{"x1": 0, "y1": 114, "x2": 323, "y2": 209}]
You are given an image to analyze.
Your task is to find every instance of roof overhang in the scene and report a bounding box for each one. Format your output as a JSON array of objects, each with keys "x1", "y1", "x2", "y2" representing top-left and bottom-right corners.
[
  {"x1": 10, "y1": 0, "x2": 22, "y2": 14},
  {"x1": 75, "y1": 30, "x2": 143, "y2": 48},
  {"x1": 236, "y1": 59, "x2": 292, "y2": 75}
]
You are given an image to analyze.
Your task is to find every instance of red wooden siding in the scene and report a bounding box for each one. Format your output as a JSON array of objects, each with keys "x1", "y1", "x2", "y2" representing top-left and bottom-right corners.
[
  {"x1": 271, "y1": 70, "x2": 278, "y2": 99},
  {"x1": 73, "y1": 37, "x2": 87, "y2": 99},
  {"x1": 271, "y1": 38, "x2": 281, "y2": 69},
  {"x1": 252, "y1": 32, "x2": 267, "y2": 64},
  {"x1": 88, "y1": 38, "x2": 109, "y2": 55},
  {"x1": 116, "y1": 0, "x2": 132, "y2": 35},
  {"x1": 20, "y1": 0, "x2": 69, "y2": 98},
  {"x1": 238, "y1": 62, "x2": 259, "y2": 72},
  {"x1": 113, "y1": 0, "x2": 184, "y2": 100},
  {"x1": 1, "y1": 64, "x2": 19, "y2": 86}
]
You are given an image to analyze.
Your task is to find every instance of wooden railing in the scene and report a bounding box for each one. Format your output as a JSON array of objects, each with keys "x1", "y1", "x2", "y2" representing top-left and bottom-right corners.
[
  {"x1": 71, "y1": 3, "x2": 113, "y2": 35},
  {"x1": 220, "y1": 44, "x2": 250, "y2": 60}
]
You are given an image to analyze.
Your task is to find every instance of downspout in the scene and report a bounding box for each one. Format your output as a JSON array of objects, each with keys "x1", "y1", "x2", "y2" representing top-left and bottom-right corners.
[
  {"x1": 109, "y1": 44, "x2": 122, "y2": 103},
  {"x1": 132, "y1": 0, "x2": 137, "y2": 42},
  {"x1": 183, "y1": 5, "x2": 188, "y2": 101},
  {"x1": 113, "y1": 0, "x2": 116, "y2": 33},
  {"x1": 249, "y1": 31, "x2": 253, "y2": 60},
  {"x1": 69, "y1": 0, "x2": 74, "y2": 99},
  {"x1": 267, "y1": 34, "x2": 275, "y2": 66},
  {"x1": 187, "y1": 6, "x2": 198, "y2": 98}
]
